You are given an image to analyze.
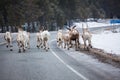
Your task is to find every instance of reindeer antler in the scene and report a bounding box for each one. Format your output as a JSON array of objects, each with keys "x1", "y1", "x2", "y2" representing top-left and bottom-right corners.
[
  {"x1": 72, "y1": 25, "x2": 76, "y2": 29},
  {"x1": 66, "y1": 27, "x2": 71, "y2": 31}
]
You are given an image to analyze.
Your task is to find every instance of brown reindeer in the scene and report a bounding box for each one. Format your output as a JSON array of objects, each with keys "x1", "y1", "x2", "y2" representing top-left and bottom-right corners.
[{"x1": 67, "y1": 26, "x2": 80, "y2": 51}]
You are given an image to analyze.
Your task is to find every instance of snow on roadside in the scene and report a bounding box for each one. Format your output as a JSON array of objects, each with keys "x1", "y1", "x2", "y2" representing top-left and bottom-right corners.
[
  {"x1": 73, "y1": 22, "x2": 118, "y2": 28},
  {"x1": 92, "y1": 31, "x2": 120, "y2": 56}
]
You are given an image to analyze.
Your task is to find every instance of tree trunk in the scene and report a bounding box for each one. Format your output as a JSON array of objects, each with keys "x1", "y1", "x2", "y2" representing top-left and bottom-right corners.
[
  {"x1": 1, "y1": 25, "x2": 4, "y2": 33},
  {"x1": 2, "y1": 7, "x2": 8, "y2": 31},
  {"x1": 27, "y1": 22, "x2": 31, "y2": 32}
]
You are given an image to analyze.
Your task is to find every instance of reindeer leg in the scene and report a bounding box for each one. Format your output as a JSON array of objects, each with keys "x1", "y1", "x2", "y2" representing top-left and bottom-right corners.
[
  {"x1": 75, "y1": 39, "x2": 79, "y2": 51},
  {"x1": 45, "y1": 41, "x2": 48, "y2": 52},
  {"x1": 88, "y1": 39, "x2": 92, "y2": 49},
  {"x1": 10, "y1": 46, "x2": 13, "y2": 51},
  {"x1": 84, "y1": 40, "x2": 87, "y2": 50},
  {"x1": 23, "y1": 43, "x2": 26, "y2": 52},
  {"x1": 27, "y1": 42, "x2": 30, "y2": 49},
  {"x1": 37, "y1": 41, "x2": 40, "y2": 48},
  {"x1": 69, "y1": 40, "x2": 72, "y2": 48},
  {"x1": 45, "y1": 41, "x2": 49, "y2": 51},
  {"x1": 36, "y1": 39, "x2": 39, "y2": 48},
  {"x1": 23, "y1": 48, "x2": 25, "y2": 52},
  {"x1": 10, "y1": 41, "x2": 13, "y2": 51},
  {"x1": 6, "y1": 44, "x2": 8, "y2": 48},
  {"x1": 47, "y1": 42, "x2": 50, "y2": 51},
  {"x1": 40, "y1": 41, "x2": 43, "y2": 48},
  {"x1": 64, "y1": 43, "x2": 66, "y2": 49},
  {"x1": 22, "y1": 42, "x2": 26, "y2": 53},
  {"x1": 67, "y1": 42, "x2": 69, "y2": 50},
  {"x1": 18, "y1": 43, "x2": 21, "y2": 53},
  {"x1": 18, "y1": 49, "x2": 21, "y2": 53}
]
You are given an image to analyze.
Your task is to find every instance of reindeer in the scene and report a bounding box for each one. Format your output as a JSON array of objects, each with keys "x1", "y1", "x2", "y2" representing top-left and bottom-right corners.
[
  {"x1": 4, "y1": 31, "x2": 13, "y2": 51},
  {"x1": 40, "y1": 27, "x2": 50, "y2": 51},
  {"x1": 67, "y1": 26, "x2": 80, "y2": 51},
  {"x1": 36, "y1": 30, "x2": 43, "y2": 48},
  {"x1": 62, "y1": 31, "x2": 70, "y2": 50},
  {"x1": 17, "y1": 28, "x2": 30, "y2": 53},
  {"x1": 82, "y1": 23, "x2": 92, "y2": 50},
  {"x1": 56, "y1": 30, "x2": 63, "y2": 48}
]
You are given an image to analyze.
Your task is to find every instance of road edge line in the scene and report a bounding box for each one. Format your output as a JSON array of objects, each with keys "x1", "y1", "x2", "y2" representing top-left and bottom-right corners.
[{"x1": 50, "y1": 39, "x2": 89, "y2": 80}]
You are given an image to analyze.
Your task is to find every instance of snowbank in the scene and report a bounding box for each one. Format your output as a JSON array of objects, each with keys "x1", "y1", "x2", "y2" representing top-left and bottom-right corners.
[
  {"x1": 73, "y1": 22, "x2": 119, "y2": 28},
  {"x1": 92, "y1": 31, "x2": 120, "y2": 55}
]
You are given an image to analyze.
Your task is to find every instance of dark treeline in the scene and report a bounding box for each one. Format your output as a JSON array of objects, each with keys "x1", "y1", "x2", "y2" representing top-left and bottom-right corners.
[{"x1": 0, "y1": 0, "x2": 120, "y2": 32}]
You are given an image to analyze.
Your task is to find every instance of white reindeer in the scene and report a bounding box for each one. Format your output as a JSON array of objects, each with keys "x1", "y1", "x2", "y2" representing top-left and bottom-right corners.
[
  {"x1": 17, "y1": 28, "x2": 30, "y2": 53},
  {"x1": 82, "y1": 23, "x2": 92, "y2": 50},
  {"x1": 62, "y1": 31, "x2": 70, "y2": 50},
  {"x1": 36, "y1": 30, "x2": 43, "y2": 48},
  {"x1": 41, "y1": 30, "x2": 50, "y2": 51},
  {"x1": 56, "y1": 30, "x2": 63, "y2": 48},
  {"x1": 4, "y1": 31, "x2": 13, "y2": 51}
]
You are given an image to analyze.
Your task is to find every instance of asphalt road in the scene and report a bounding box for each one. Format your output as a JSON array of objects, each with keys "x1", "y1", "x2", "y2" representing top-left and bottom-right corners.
[{"x1": 0, "y1": 32, "x2": 120, "y2": 80}]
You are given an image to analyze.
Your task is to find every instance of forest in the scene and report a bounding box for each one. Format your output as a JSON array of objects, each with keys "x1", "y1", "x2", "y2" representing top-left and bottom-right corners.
[{"x1": 0, "y1": 0, "x2": 120, "y2": 32}]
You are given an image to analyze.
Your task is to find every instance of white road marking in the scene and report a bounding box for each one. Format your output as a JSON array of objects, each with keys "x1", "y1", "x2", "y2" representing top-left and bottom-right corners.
[{"x1": 50, "y1": 39, "x2": 89, "y2": 80}]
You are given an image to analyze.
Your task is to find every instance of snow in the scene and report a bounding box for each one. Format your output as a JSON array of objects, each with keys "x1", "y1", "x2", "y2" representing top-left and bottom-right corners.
[
  {"x1": 73, "y1": 22, "x2": 118, "y2": 28},
  {"x1": 75, "y1": 22, "x2": 120, "y2": 55},
  {"x1": 92, "y1": 32, "x2": 120, "y2": 55}
]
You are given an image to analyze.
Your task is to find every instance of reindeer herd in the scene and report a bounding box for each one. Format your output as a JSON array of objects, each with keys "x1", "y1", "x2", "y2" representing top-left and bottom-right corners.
[
  {"x1": 57, "y1": 23, "x2": 92, "y2": 51},
  {"x1": 3, "y1": 23, "x2": 92, "y2": 53}
]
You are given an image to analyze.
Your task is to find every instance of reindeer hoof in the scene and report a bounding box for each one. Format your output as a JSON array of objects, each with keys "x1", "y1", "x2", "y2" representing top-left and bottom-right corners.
[
  {"x1": 6, "y1": 45, "x2": 8, "y2": 48},
  {"x1": 37, "y1": 45, "x2": 39, "y2": 48},
  {"x1": 23, "y1": 49, "x2": 25, "y2": 52},
  {"x1": 23, "y1": 51, "x2": 25, "y2": 53},
  {"x1": 18, "y1": 50, "x2": 21, "y2": 53},
  {"x1": 90, "y1": 46, "x2": 92, "y2": 48},
  {"x1": 10, "y1": 49, "x2": 13, "y2": 51}
]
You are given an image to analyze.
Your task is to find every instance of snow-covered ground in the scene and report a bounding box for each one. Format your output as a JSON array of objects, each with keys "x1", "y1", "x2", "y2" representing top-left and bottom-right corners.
[
  {"x1": 92, "y1": 31, "x2": 120, "y2": 55},
  {"x1": 75, "y1": 22, "x2": 120, "y2": 56},
  {"x1": 74, "y1": 22, "x2": 120, "y2": 28}
]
